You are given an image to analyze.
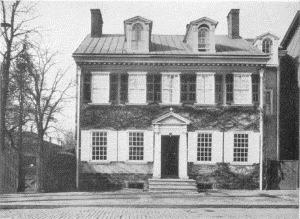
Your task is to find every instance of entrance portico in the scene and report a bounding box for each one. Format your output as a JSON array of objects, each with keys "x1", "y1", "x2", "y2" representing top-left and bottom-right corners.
[{"x1": 152, "y1": 110, "x2": 191, "y2": 179}]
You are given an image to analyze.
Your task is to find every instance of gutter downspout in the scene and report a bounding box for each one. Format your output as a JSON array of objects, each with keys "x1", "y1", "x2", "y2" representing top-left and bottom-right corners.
[
  {"x1": 259, "y1": 68, "x2": 264, "y2": 191},
  {"x1": 76, "y1": 66, "x2": 81, "y2": 190}
]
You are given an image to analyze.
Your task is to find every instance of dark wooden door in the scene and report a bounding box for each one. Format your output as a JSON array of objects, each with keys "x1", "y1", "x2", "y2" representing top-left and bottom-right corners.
[{"x1": 161, "y1": 135, "x2": 179, "y2": 178}]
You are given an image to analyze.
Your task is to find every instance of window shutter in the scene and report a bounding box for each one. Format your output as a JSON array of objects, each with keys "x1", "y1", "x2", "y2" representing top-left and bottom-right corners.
[
  {"x1": 233, "y1": 73, "x2": 252, "y2": 104},
  {"x1": 188, "y1": 132, "x2": 197, "y2": 162},
  {"x1": 118, "y1": 131, "x2": 128, "y2": 161},
  {"x1": 223, "y1": 132, "x2": 234, "y2": 163},
  {"x1": 83, "y1": 73, "x2": 91, "y2": 103},
  {"x1": 91, "y1": 72, "x2": 110, "y2": 104},
  {"x1": 143, "y1": 131, "x2": 154, "y2": 162},
  {"x1": 107, "y1": 131, "x2": 118, "y2": 161},
  {"x1": 212, "y1": 132, "x2": 223, "y2": 163},
  {"x1": 173, "y1": 74, "x2": 180, "y2": 103},
  {"x1": 120, "y1": 74, "x2": 128, "y2": 102},
  {"x1": 196, "y1": 73, "x2": 215, "y2": 104},
  {"x1": 161, "y1": 73, "x2": 180, "y2": 104},
  {"x1": 248, "y1": 132, "x2": 260, "y2": 164},
  {"x1": 81, "y1": 130, "x2": 90, "y2": 161},
  {"x1": 128, "y1": 72, "x2": 147, "y2": 104}
]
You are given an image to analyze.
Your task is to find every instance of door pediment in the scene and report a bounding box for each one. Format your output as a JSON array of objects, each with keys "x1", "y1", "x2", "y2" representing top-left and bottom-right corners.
[{"x1": 152, "y1": 112, "x2": 191, "y2": 126}]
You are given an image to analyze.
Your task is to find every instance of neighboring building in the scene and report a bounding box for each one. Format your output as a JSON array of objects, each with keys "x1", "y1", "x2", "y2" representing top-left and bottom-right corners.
[
  {"x1": 278, "y1": 11, "x2": 300, "y2": 189},
  {"x1": 73, "y1": 9, "x2": 277, "y2": 191}
]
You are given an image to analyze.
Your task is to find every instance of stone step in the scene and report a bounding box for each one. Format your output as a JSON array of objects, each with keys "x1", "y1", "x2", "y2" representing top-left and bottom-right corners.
[
  {"x1": 148, "y1": 179, "x2": 197, "y2": 192},
  {"x1": 149, "y1": 181, "x2": 196, "y2": 186}
]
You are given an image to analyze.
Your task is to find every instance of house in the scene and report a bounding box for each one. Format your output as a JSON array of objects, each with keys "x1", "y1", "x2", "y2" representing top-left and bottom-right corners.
[
  {"x1": 73, "y1": 8, "x2": 278, "y2": 191},
  {"x1": 277, "y1": 11, "x2": 300, "y2": 189}
]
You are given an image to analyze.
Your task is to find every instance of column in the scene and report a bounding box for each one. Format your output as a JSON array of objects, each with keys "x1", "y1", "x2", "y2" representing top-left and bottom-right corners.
[
  {"x1": 179, "y1": 133, "x2": 188, "y2": 179},
  {"x1": 259, "y1": 68, "x2": 264, "y2": 191},
  {"x1": 152, "y1": 132, "x2": 161, "y2": 179}
]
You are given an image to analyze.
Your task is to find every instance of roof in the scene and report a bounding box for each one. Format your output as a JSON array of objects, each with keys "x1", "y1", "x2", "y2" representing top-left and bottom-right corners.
[
  {"x1": 253, "y1": 32, "x2": 280, "y2": 43},
  {"x1": 73, "y1": 34, "x2": 265, "y2": 56},
  {"x1": 281, "y1": 10, "x2": 300, "y2": 49}
]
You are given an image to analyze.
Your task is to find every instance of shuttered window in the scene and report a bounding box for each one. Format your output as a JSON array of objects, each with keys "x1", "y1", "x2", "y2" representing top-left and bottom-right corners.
[
  {"x1": 181, "y1": 74, "x2": 196, "y2": 102},
  {"x1": 196, "y1": 73, "x2": 215, "y2": 104},
  {"x1": 252, "y1": 74, "x2": 260, "y2": 104},
  {"x1": 91, "y1": 131, "x2": 107, "y2": 161},
  {"x1": 128, "y1": 72, "x2": 147, "y2": 104},
  {"x1": 233, "y1": 73, "x2": 252, "y2": 104},
  {"x1": 109, "y1": 74, "x2": 128, "y2": 103},
  {"x1": 91, "y1": 72, "x2": 110, "y2": 104},
  {"x1": 132, "y1": 23, "x2": 143, "y2": 50},
  {"x1": 83, "y1": 73, "x2": 91, "y2": 103},
  {"x1": 147, "y1": 74, "x2": 161, "y2": 102},
  {"x1": 162, "y1": 73, "x2": 180, "y2": 104},
  {"x1": 226, "y1": 74, "x2": 234, "y2": 103},
  {"x1": 215, "y1": 75, "x2": 223, "y2": 104},
  {"x1": 120, "y1": 74, "x2": 128, "y2": 102}
]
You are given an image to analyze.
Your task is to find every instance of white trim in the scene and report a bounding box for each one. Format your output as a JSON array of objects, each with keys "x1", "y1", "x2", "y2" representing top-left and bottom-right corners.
[
  {"x1": 232, "y1": 72, "x2": 253, "y2": 76},
  {"x1": 91, "y1": 71, "x2": 111, "y2": 75},
  {"x1": 195, "y1": 72, "x2": 215, "y2": 75},
  {"x1": 88, "y1": 103, "x2": 111, "y2": 106},
  {"x1": 161, "y1": 72, "x2": 181, "y2": 75},
  {"x1": 127, "y1": 71, "x2": 147, "y2": 75},
  {"x1": 152, "y1": 112, "x2": 191, "y2": 125}
]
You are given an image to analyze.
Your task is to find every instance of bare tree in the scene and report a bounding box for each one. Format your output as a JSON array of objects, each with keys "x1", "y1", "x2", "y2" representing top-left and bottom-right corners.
[
  {"x1": 0, "y1": 0, "x2": 39, "y2": 150},
  {"x1": 62, "y1": 129, "x2": 76, "y2": 153},
  {"x1": 25, "y1": 44, "x2": 73, "y2": 192}
]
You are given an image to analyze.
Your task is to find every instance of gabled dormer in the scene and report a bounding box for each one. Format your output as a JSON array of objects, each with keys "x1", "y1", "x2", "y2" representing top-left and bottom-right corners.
[
  {"x1": 124, "y1": 16, "x2": 153, "y2": 53},
  {"x1": 253, "y1": 32, "x2": 280, "y2": 65},
  {"x1": 184, "y1": 17, "x2": 218, "y2": 53}
]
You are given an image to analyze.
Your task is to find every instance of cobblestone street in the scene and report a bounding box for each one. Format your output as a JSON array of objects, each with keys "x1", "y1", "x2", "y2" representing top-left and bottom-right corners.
[{"x1": 0, "y1": 207, "x2": 298, "y2": 219}]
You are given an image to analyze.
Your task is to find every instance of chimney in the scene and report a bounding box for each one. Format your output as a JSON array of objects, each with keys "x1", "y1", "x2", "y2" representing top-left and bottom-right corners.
[
  {"x1": 90, "y1": 9, "x2": 103, "y2": 37},
  {"x1": 227, "y1": 9, "x2": 240, "y2": 39}
]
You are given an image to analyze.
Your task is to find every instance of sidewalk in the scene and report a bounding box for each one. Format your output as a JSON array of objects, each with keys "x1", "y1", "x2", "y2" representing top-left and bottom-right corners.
[{"x1": 0, "y1": 189, "x2": 298, "y2": 209}]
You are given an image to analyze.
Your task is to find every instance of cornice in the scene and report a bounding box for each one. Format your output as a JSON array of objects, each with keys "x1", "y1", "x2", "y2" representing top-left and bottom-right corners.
[{"x1": 76, "y1": 61, "x2": 266, "y2": 67}]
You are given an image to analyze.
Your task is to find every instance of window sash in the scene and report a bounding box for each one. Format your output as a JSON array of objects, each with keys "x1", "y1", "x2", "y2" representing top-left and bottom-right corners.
[
  {"x1": 147, "y1": 74, "x2": 161, "y2": 102},
  {"x1": 226, "y1": 74, "x2": 234, "y2": 103},
  {"x1": 91, "y1": 131, "x2": 107, "y2": 161},
  {"x1": 252, "y1": 74, "x2": 260, "y2": 104},
  {"x1": 197, "y1": 133, "x2": 212, "y2": 161},
  {"x1": 233, "y1": 134, "x2": 248, "y2": 162},
  {"x1": 129, "y1": 132, "x2": 144, "y2": 161},
  {"x1": 181, "y1": 75, "x2": 196, "y2": 102},
  {"x1": 215, "y1": 75, "x2": 223, "y2": 104}
]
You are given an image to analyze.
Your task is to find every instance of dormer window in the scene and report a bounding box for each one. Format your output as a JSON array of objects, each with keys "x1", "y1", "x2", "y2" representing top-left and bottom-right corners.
[
  {"x1": 198, "y1": 24, "x2": 210, "y2": 52},
  {"x1": 132, "y1": 23, "x2": 143, "y2": 50},
  {"x1": 262, "y1": 38, "x2": 272, "y2": 53}
]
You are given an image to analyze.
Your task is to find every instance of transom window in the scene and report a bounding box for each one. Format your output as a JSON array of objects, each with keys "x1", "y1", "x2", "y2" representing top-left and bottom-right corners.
[
  {"x1": 129, "y1": 132, "x2": 144, "y2": 160},
  {"x1": 197, "y1": 133, "x2": 212, "y2": 161},
  {"x1": 91, "y1": 131, "x2": 107, "y2": 161},
  {"x1": 198, "y1": 24, "x2": 210, "y2": 52},
  {"x1": 147, "y1": 74, "x2": 161, "y2": 102},
  {"x1": 181, "y1": 74, "x2": 196, "y2": 102},
  {"x1": 233, "y1": 134, "x2": 248, "y2": 162},
  {"x1": 262, "y1": 38, "x2": 272, "y2": 53},
  {"x1": 132, "y1": 23, "x2": 143, "y2": 50}
]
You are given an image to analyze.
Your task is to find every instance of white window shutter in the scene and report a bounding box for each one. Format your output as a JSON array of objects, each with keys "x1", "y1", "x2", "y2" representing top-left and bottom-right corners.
[
  {"x1": 196, "y1": 73, "x2": 215, "y2": 104},
  {"x1": 223, "y1": 132, "x2": 234, "y2": 163},
  {"x1": 188, "y1": 132, "x2": 197, "y2": 162},
  {"x1": 81, "y1": 130, "x2": 90, "y2": 161},
  {"x1": 91, "y1": 72, "x2": 110, "y2": 104},
  {"x1": 212, "y1": 131, "x2": 223, "y2": 163},
  {"x1": 143, "y1": 131, "x2": 154, "y2": 162},
  {"x1": 173, "y1": 74, "x2": 180, "y2": 103},
  {"x1": 161, "y1": 73, "x2": 181, "y2": 104},
  {"x1": 162, "y1": 74, "x2": 171, "y2": 103},
  {"x1": 107, "y1": 131, "x2": 118, "y2": 162},
  {"x1": 128, "y1": 72, "x2": 147, "y2": 104},
  {"x1": 248, "y1": 132, "x2": 260, "y2": 164},
  {"x1": 118, "y1": 131, "x2": 128, "y2": 161},
  {"x1": 233, "y1": 73, "x2": 252, "y2": 104}
]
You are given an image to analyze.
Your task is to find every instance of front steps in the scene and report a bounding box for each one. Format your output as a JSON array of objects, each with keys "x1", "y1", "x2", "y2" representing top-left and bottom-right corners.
[{"x1": 148, "y1": 178, "x2": 197, "y2": 192}]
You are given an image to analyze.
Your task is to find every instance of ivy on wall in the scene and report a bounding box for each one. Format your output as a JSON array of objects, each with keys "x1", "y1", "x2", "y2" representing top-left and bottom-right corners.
[{"x1": 81, "y1": 104, "x2": 260, "y2": 131}]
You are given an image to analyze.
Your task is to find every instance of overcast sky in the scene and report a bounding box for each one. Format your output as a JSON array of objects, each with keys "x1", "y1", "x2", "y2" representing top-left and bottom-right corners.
[{"x1": 29, "y1": 0, "x2": 300, "y2": 140}]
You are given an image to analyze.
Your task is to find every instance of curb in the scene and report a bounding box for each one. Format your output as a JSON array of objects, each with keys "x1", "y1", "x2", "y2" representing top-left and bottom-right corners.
[{"x1": 0, "y1": 204, "x2": 298, "y2": 209}]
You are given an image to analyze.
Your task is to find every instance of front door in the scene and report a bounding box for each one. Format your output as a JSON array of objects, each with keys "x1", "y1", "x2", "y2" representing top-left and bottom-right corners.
[{"x1": 161, "y1": 135, "x2": 179, "y2": 178}]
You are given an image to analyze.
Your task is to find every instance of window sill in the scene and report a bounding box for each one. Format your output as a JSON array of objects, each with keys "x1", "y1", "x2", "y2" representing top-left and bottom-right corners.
[
  {"x1": 194, "y1": 103, "x2": 217, "y2": 107},
  {"x1": 89, "y1": 160, "x2": 111, "y2": 164},
  {"x1": 226, "y1": 104, "x2": 254, "y2": 107},
  {"x1": 159, "y1": 103, "x2": 182, "y2": 106},
  {"x1": 126, "y1": 161, "x2": 148, "y2": 164},
  {"x1": 126, "y1": 103, "x2": 148, "y2": 106},
  {"x1": 231, "y1": 162, "x2": 255, "y2": 166},
  {"x1": 193, "y1": 162, "x2": 215, "y2": 165},
  {"x1": 88, "y1": 103, "x2": 111, "y2": 106}
]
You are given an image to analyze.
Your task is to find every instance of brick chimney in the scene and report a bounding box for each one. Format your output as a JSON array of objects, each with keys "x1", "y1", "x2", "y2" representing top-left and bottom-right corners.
[
  {"x1": 227, "y1": 9, "x2": 240, "y2": 39},
  {"x1": 90, "y1": 9, "x2": 103, "y2": 37}
]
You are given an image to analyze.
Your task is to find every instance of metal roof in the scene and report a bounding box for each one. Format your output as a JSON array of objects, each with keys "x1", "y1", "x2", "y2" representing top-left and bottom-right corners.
[{"x1": 74, "y1": 34, "x2": 265, "y2": 56}]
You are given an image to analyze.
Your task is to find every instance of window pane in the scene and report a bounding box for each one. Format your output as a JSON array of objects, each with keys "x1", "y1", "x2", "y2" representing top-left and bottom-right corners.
[
  {"x1": 215, "y1": 75, "x2": 223, "y2": 104},
  {"x1": 129, "y1": 132, "x2": 144, "y2": 160},
  {"x1": 147, "y1": 74, "x2": 161, "y2": 102},
  {"x1": 181, "y1": 74, "x2": 196, "y2": 102},
  {"x1": 226, "y1": 74, "x2": 233, "y2": 103},
  {"x1": 91, "y1": 131, "x2": 107, "y2": 160},
  {"x1": 252, "y1": 74, "x2": 260, "y2": 103},
  {"x1": 233, "y1": 134, "x2": 248, "y2": 162},
  {"x1": 197, "y1": 133, "x2": 212, "y2": 161}
]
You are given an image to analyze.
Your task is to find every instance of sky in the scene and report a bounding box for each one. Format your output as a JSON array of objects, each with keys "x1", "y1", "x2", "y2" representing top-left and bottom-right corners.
[{"x1": 23, "y1": 0, "x2": 300, "y2": 141}]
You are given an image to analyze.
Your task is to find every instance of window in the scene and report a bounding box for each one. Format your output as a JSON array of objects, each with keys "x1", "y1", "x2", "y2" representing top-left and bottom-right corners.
[
  {"x1": 198, "y1": 24, "x2": 210, "y2": 52},
  {"x1": 264, "y1": 89, "x2": 273, "y2": 115},
  {"x1": 233, "y1": 134, "x2": 248, "y2": 162},
  {"x1": 83, "y1": 73, "x2": 91, "y2": 103},
  {"x1": 181, "y1": 74, "x2": 196, "y2": 102},
  {"x1": 91, "y1": 72, "x2": 110, "y2": 104},
  {"x1": 147, "y1": 74, "x2": 161, "y2": 102},
  {"x1": 129, "y1": 132, "x2": 144, "y2": 160},
  {"x1": 197, "y1": 133, "x2": 212, "y2": 161},
  {"x1": 132, "y1": 23, "x2": 143, "y2": 50},
  {"x1": 215, "y1": 75, "x2": 223, "y2": 104},
  {"x1": 262, "y1": 38, "x2": 272, "y2": 53},
  {"x1": 128, "y1": 72, "x2": 147, "y2": 104},
  {"x1": 252, "y1": 74, "x2": 260, "y2": 104},
  {"x1": 161, "y1": 73, "x2": 180, "y2": 104},
  {"x1": 226, "y1": 74, "x2": 234, "y2": 103},
  {"x1": 109, "y1": 74, "x2": 128, "y2": 103},
  {"x1": 233, "y1": 73, "x2": 252, "y2": 104},
  {"x1": 91, "y1": 131, "x2": 107, "y2": 161},
  {"x1": 197, "y1": 73, "x2": 215, "y2": 104}
]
